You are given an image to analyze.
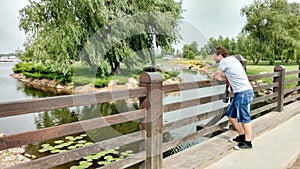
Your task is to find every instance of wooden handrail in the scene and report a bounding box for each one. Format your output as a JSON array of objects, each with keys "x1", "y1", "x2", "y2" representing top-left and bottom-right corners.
[{"x1": 1, "y1": 60, "x2": 300, "y2": 169}]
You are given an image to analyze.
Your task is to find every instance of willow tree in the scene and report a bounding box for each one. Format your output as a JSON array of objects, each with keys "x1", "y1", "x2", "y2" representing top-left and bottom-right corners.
[
  {"x1": 241, "y1": 0, "x2": 300, "y2": 64},
  {"x1": 19, "y1": 0, "x2": 183, "y2": 76}
]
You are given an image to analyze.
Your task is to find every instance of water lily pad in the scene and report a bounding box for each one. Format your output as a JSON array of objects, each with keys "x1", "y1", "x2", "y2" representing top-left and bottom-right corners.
[
  {"x1": 38, "y1": 149, "x2": 48, "y2": 153},
  {"x1": 77, "y1": 140, "x2": 87, "y2": 144},
  {"x1": 78, "y1": 161, "x2": 93, "y2": 168},
  {"x1": 84, "y1": 142, "x2": 94, "y2": 146},
  {"x1": 80, "y1": 134, "x2": 88, "y2": 137},
  {"x1": 98, "y1": 161, "x2": 112, "y2": 166},
  {"x1": 65, "y1": 136, "x2": 75, "y2": 140},
  {"x1": 54, "y1": 144, "x2": 65, "y2": 149},
  {"x1": 41, "y1": 143, "x2": 51, "y2": 147},
  {"x1": 51, "y1": 149, "x2": 61, "y2": 154},
  {"x1": 68, "y1": 145, "x2": 77, "y2": 150},
  {"x1": 83, "y1": 156, "x2": 94, "y2": 161},
  {"x1": 54, "y1": 140, "x2": 64, "y2": 144},
  {"x1": 75, "y1": 143, "x2": 84, "y2": 147},
  {"x1": 74, "y1": 136, "x2": 83, "y2": 140}
]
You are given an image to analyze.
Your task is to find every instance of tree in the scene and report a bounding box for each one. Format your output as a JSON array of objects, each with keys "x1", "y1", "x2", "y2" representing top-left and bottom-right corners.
[
  {"x1": 19, "y1": 0, "x2": 183, "y2": 76},
  {"x1": 205, "y1": 36, "x2": 238, "y2": 55},
  {"x1": 182, "y1": 41, "x2": 199, "y2": 59},
  {"x1": 241, "y1": 0, "x2": 300, "y2": 64}
]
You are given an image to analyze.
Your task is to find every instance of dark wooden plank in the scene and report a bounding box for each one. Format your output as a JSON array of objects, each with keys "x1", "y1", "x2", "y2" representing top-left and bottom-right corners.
[
  {"x1": 251, "y1": 93, "x2": 277, "y2": 104},
  {"x1": 163, "y1": 107, "x2": 225, "y2": 132},
  {"x1": 285, "y1": 78, "x2": 300, "y2": 84},
  {"x1": 285, "y1": 70, "x2": 300, "y2": 75},
  {"x1": 0, "y1": 87, "x2": 146, "y2": 118},
  {"x1": 252, "y1": 83, "x2": 278, "y2": 92},
  {"x1": 11, "y1": 131, "x2": 146, "y2": 169},
  {"x1": 163, "y1": 80, "x2": 225, "y2": 94},
  {"x1": 284, "y1": 86, "x2": 300, "y2": 95},
  {"x1": 284, "y1": 93, "x2": 300, "y2": 104},
  {"x1": 0, "y1": 109, "x2": 145, "y2": 150},
  {"x1": 162, "y1": 121, "x2": 228, "y2": 153},
  {"x1": 251, "y1": 102, "x2": 278, "y2": 117},
  {"x1": 163, "y1": 93, "x2": 223, "y2": 113},
  {"x1": 248, "y1": 72, "x2": 279, "y2": 81}
]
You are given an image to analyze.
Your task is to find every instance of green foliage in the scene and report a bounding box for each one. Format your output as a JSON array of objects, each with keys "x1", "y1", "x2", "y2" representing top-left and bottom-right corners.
[
  {"x1": 241, "y1": 0, "x2": 300, "y2": 64},
  {"x1": 19, "y1": 0, "x2": 183, "y2": 76},
  {"x1": 182, "y1": 41, "x2": 199, "y2": 59},
  {"x1": 13, "y1": 62, "x2": 72, "y2": 83},
  {"x1": 161, "y1": 70, "x2": 180, "y2": 80},
  {"x1": 187, "y1": 51, "x2": 195, "y2": 59}
]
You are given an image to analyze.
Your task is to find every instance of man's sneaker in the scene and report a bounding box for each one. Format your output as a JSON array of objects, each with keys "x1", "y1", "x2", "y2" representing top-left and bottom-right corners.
[
  {"x1": 228, "y1": 134, "x2": 245, "y2": 143},
  {"x1": 233, "y1": 142, "x2": 253, "y2": 150}
]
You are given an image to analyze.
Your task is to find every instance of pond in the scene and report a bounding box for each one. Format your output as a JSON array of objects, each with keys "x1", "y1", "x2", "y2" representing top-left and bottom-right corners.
[{"x1": 0, "y1": 61, "x2": 226, "y2": 168}]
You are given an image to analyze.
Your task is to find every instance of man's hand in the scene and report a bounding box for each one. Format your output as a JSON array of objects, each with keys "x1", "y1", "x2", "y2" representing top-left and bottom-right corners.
[{"x1": 212, "y1": 69, "x2": 225, "y2": 81}]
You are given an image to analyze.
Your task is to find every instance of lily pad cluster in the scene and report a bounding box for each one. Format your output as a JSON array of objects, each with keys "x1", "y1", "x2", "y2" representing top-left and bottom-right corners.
[
  {"x1": 38, "y1": 134, "x2": 134, "y2": 168},
  {"x1": 71, "y1": 148, "x2": 133, "y2": 168},
  {"x1": 39, "y1": 134, "x2": 92, "y2": 153}
]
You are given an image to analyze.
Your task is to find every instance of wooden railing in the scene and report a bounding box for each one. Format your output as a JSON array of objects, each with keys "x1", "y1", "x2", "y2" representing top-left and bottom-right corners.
[{"x1": 0, "y1": 60, "x2": 299, "y2": 169}]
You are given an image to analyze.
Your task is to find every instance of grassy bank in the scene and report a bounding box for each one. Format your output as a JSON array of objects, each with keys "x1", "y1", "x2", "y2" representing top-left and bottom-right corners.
[{"x1": 246, "y1": 61, "x2": 298, "y2": 89}]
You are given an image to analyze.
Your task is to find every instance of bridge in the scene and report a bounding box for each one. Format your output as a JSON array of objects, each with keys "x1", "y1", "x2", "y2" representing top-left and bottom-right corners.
[{"x1": 0, "y1": 61, "x2": 299, "y2": 169}]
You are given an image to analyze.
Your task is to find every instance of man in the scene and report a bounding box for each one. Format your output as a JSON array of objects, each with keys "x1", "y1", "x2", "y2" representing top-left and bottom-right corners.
[{"x1": 211, "y1": 46, "x2": 254, "y2": 150}]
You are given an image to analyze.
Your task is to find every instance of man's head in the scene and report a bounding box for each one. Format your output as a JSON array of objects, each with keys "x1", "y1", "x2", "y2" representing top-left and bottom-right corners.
[{"x1": 213, "y1": 46, "x2": 228, "y2": 63}]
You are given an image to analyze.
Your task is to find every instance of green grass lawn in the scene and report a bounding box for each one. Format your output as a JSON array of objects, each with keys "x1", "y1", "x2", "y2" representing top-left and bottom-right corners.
[{"x1": 246, "y1": 61, "x2": 299, "y2": 89}]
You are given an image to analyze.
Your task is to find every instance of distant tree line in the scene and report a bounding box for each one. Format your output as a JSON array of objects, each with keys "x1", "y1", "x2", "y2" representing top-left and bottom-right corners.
[{"x1": 198, "y1": 0, "x2": 300, "y2": 65}]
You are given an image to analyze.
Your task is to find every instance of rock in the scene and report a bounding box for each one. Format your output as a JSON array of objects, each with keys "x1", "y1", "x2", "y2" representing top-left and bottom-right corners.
[
  {"x1": 108, "y1": 80, "x2": 118, "y2": 87},
  {"x1": 73, "y1": 83, "x2": 99, "y2": 94}
]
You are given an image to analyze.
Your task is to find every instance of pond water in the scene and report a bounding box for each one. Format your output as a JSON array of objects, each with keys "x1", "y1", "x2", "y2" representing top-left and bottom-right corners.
[{"x1": 0, "y1": 61, "x2": 227, "y2": 168}]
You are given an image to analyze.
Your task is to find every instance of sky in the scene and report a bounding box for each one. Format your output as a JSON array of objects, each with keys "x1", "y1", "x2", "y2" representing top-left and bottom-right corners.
[{"x1": 1, "y1": 0, "x2": 300, "y2": 54}]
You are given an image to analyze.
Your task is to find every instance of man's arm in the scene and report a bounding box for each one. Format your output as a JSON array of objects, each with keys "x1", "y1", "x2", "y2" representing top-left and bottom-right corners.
[{"x1": 211, "y1": 69, "x2": 225, "y2": 81}]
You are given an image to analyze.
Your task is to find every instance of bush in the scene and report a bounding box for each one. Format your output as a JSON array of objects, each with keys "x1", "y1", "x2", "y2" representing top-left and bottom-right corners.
[{"x1": 13, "y1": 62, "x2": 72, "y2": 83}]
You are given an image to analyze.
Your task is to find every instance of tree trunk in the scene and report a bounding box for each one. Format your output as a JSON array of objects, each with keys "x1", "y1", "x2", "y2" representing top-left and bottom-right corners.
[{"x1": 112, "y1": 61, "x2": 121, "y2": 75}]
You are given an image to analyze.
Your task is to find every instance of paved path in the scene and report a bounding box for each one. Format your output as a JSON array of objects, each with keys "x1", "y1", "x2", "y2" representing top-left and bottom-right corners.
[{"x1": 205, "y1": 113, "x2": 300, "y2": 169}]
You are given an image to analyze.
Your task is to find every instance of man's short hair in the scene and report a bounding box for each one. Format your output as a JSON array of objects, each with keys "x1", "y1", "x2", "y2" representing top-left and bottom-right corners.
[{"x1": 215, "y1": 46, "x2": 228, "y2": 58}]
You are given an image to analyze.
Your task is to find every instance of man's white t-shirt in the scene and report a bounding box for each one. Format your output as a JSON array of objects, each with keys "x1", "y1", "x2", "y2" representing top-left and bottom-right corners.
[{"x1": 218, "y1": 56, "x2": 252, "y2": 93}]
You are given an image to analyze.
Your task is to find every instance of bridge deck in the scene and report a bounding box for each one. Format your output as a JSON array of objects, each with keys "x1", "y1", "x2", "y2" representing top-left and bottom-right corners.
[{"x1": 163, "y1": 101, "x2": 300, "y2": 169}]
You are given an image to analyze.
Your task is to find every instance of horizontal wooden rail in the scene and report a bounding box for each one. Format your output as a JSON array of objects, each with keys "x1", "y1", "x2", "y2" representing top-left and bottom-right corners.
[
  {"x1": 163, "y1": 80, "x2": 224, "y2": 94},
  {"x1": 285, "y1": 78, "x2": 300, "y2": 84},
  {"x1": 284, "y1": 93, "x2": 300, "y2": 104},
  {"x1": 284, "y1": 86, "x2": 300, "y2": 95},
  {"x1": 248, "y1": 72, "x2": 279, "y2": 81},
  {"x1": 0, "y1": 109, "x2": 145, "y2": 150},
  {"x1": 1, "y1": 61, "x2": 299, "y2": 169},
  {"x1": 163, "y1": 93, "x2": 223, "y2": 113},
  {"x1": 251, "y1": 102, "x2": 278, "y2": 117},
  {"x1": 252, "y1": 93, "x2": 277, "y2": 105},
  {"x1": 12, "y1": 131, "x2": 146, "y2": 169},
  {"x1": 252, "y1": 83, "x2": 278, "y2": 92},
  {"x1": 285, "y1": 70, "x2": 300, "y2": 75},
  {"x1": 0, "y1": 87, "x2": 147, "y2": 118}
]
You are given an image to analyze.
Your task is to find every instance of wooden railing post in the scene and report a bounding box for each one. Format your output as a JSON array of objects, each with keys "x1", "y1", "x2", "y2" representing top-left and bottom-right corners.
[
  {"x1": 298, "y1": 59, "x2": 300, "y2": 100},
  {"x1": 139, "y1": 72, "x2": 163, "y2": 169},
  {"x1": 273, "y1": 65, "x2": 285, "y2": 112}
]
